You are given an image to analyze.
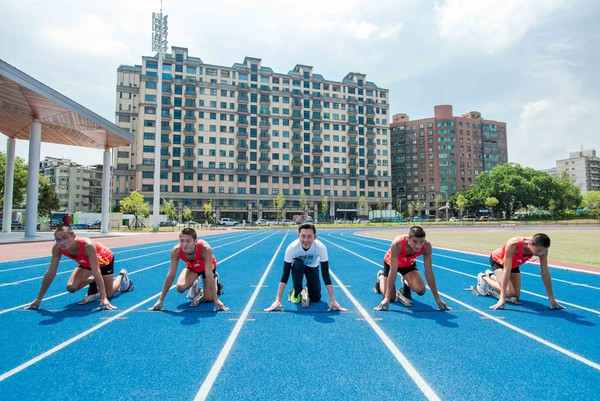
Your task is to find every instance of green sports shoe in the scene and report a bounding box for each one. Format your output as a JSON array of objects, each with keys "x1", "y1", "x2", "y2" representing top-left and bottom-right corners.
[{"x1": 289, "y1": 289, "x2": 301, "y2": 304}]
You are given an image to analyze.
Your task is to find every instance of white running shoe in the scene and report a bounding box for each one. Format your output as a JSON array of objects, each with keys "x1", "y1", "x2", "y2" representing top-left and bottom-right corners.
[
  {"x1": 78, "y1": 293, "x2": 100, "y2": 305},
  {"x1": 119, "y1": 269, "x2": 134, "y2": 292},
  {"x1": 484, "y1": 269, "x2": 495, "y2": 279},
  {"x1": 190, "y1": 288, "x2": 205, "y2": 307},
  {"x1": 476, "y1": 273, "x2": 488, "y2": 296},
  {"x1": 186, "y1": 279, "x2": 200, "y2": 299}
]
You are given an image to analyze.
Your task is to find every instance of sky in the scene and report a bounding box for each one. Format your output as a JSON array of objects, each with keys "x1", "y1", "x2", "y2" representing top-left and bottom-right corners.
[{"x1": 1, "y1": 0, "x2": 599, "y2": 170}]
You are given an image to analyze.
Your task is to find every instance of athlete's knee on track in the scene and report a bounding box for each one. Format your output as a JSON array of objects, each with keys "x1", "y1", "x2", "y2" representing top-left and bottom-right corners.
[
  {"x1": 66, "y1": 284, "x2": 78, "y2": 293},
  {"x1": 175, "y1": 283, "x2": 188, "y2": 293}
]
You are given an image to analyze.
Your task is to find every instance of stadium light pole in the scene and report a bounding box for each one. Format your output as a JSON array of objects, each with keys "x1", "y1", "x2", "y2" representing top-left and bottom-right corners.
[{"x1": 152, "y1": 4, "x2": 168, "y2": 229}]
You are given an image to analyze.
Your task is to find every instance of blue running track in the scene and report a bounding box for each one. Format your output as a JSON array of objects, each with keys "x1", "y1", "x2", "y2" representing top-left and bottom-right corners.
[{"x1": 0, "y1": 229, "x2": 598, "y2": 400}]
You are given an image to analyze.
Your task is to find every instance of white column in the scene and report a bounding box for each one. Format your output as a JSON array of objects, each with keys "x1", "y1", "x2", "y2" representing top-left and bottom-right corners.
[
  {"x1": 101, "y1": 148, "x2": 112, "y2": 234},
  {"x1": 2, "y1": 137, "x2": 16, "y2": 233},
  {"x1": 25, "y1": 121, "x2": 42, "y2": 237}
]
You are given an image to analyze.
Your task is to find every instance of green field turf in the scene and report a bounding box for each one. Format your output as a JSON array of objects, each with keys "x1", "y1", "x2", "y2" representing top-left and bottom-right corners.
[{"x1": 364, "y1": 227, "x2": 600, "y2": 267}]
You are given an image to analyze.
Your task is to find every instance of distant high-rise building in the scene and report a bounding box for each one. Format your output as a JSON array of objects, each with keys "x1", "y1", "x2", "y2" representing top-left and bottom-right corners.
[
  {"x1": 390, "y1": 105, "x2": 508, "y2": 217},
  {"x1": 113, "y1": 46, "x2": 391, "y2": 221},
  {"x1": 556, "y1": 149, "x2": 600, "y2": 194},
  {"x1": 39, "y1": 157, "x2": 103, "y2": 212}
]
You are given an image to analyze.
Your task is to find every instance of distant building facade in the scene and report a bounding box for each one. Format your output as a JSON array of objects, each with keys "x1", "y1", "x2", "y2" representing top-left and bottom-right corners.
[
  {"x1": 112, "y1": 46, "x2": 391, "y2": 221},
  {"x1": 390, "y1": 105, "x2": 508, "y2": 217},
  {"x1": 39, "y1": 157, "x2": 103, "y2": 212},
  {"x1": 556, "y1": 149, "x2": 600, "y2": 194}
]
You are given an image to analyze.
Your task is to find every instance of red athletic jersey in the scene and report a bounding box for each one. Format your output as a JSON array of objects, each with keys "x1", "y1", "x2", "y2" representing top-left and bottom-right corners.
[
  {"x1": 383, "y1": 235, "x2": 425, "y2": 268},
  {"x1": 60, "y1": 237, "x2": 113, "y2": 268},
  {"x1": 179, "y1": 241, "x2": 217, "y2": 273},
  {"x1": 491, "y1": 237, "x2": 533, "y2": 269}
]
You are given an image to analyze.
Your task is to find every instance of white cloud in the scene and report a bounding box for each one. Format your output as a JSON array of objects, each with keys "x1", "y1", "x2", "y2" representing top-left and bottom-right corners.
[
  {"x1": 40, "y1": 12, "x2": 132, "y2": 59},
  {"x1": 435, "y1": 0, "x2": 566, "y2": 53}
]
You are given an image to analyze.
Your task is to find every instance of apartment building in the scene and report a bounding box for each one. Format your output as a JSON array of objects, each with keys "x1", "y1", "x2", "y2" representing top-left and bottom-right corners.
[
  {"x1": 113, "y1": 46, "x2": 391, "y2": 221},
  {"x1": 556, "y1": 149, "x2": 600, "y2": 194},
  {"x1": 390, "y1": 105, "x2": 508, "y2": 217},
  {"x1": 39, "y1": 157, "x2": 103, "y2": 212}
]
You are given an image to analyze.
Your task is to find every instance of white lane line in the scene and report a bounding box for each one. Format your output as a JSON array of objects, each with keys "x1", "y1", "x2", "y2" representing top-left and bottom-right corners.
[
  {"x1": 325, "y1": 233, "x2": 600, "y2": 313},
  {"x1": 194, "y1": 233, "x2": 288, "y2": 401},
  {"x1": 0, "y1": 232, "x2": 280, "y2": 381},
  {"x1": 323, "y1": 237, "x2": 600, "y2": 372},
  {"x1": 0, "y1": 232, "x2": 267, "y2": 311},
  {"x1": 329, "y1": 268, "x2": 441, "y2": 401},
  {"x1": 437, "y1": 290, "x2": 600, "y2": 371},
  {"x1": 0, "y1": 249, "x2": 167, "y2": 288},
  {"x1": 0, "y1": 293, "x2": 161, "y2": 382}
]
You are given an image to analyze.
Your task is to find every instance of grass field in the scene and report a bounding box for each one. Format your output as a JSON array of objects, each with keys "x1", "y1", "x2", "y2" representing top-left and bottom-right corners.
[{"x1": 364, "y1": 227, "x2": 600, "y2": 267}]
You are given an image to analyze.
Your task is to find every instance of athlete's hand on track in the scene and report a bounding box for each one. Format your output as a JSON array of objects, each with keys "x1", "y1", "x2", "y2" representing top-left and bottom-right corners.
[
  {"x1": 99, "y1": 298, "x2": 117, "y2": 311},
  {"x1": 374, "y1": 297, "x2": 390, "y2": 311},
  {"x1": 327, "y1": 299, "x2": 347, "y2": 312},
  {"x1": 25, "y1": 299, "x2": 41, "y2": 310},
  {"x1": 214, "y1": 300, "x2": 229, "y2": 312},
  {"x1": 264, "y1": 299, "x2": 283, "y2": 312},
  {"x1": 490, "y1": 298, "x2": 506, "y2": 310},
  {"x1": 435, "y1": 298, "x2": 451, "y2": 311},
  {"x1": 550, "y1": 299, "x2": 565, "y2": 310},
  {"x1": 149, "y1": 300, "x2": 163, "y2": 311}
]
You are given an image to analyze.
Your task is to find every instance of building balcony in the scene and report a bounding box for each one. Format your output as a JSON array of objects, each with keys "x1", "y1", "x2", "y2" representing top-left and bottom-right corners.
[
  {"x1": 367, "y1": 151, "x2": 376, "y2": 160},
  {"x1": 291, "y1": 146, "x2": 302, "y2": 155},
  {"x1": 291, "y1": 158, "x2": 302, "y2": 165},
  {"x1": 259, "y1": 156, "x2": 270, "y2": 163},
  {"x1": 312, "y1": 124, "x2": 322, "y2": 133},
  {"x1": 348, "y1": 139, "x2": 358, "y2": 147},
  {"x1": 312, "y1": 147, "x2": 322, "y2": 156},
  {"x1": 236, "y1": 155, "x2": 248, "y2": 162},
  {"x1": 292, "y1": 124, "x2": 302, "y2": 132},
  {"x1": 236, "y1": 143, "x2": 248, "y2": 151},
  {"x1": 291, "y1": 89, "x2": 302, "y2": 97},
  {"x1": 260, "y1": 144, "x2": 271, "y2": 152},
  {"x1": 292, "y1": 133, "x2": 303, "y2": 143},
  {"x1": 237, "y1": 119, "x2": 249, "y2": 127},
  {"x1": 237, "y1": 106, "x2": 249, "y2": 114},
  {"x1": 312, "y1": 136, "x2": 322, "y2": 145},
  {"x1": 238, "y1": 94, "x2": 249, "y2": 103},
  {"x1": 292, "y1": 101, "x2": 302, "y2": 109},
  {"x1": 348, "y1": 106, "x2": 357, "y2": 114}
]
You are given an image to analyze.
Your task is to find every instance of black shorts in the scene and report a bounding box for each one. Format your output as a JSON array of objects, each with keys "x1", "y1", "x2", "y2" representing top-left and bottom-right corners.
[
  {"x1": 489, "y1": 255, "x2": 520, "y2": 273},
  {"x1": 185, "y1": 266, "x2": 216, "y2": 279},
  {"x1": 79, "y1": 258, "x2": 115, "y2": 276},
  {"x1": 383, "y1": 261, "x2": 418, "y2": 277}
]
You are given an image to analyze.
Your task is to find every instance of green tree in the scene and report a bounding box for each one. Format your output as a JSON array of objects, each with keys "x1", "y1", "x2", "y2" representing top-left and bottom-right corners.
[
  {"x1": 582, "y1": 191, "x2": 600, "y2": 219},
  {"x1": 407, "y1": 202, "x2": 415, "y2": 217},
  {"x1": 549, "y1": 171, "x2": 582, "y2": 217},
  {"x1": 273, "y1": 192, "x2": 286, "y2": 220},
  {"x1": 299, "y1": 192, "x2": 308, "y2": 214},
  {"x1": 120, "y1": 191, "x2": 150, "y2": 229},
  {"x1": 358, "y1": 195, "x2": 368, "y2": 217},
  {"x1": 376, "y1": 197, "x2": 383, "y2": 210},
  {"x1": 161, "y1": 198, "x2": 178, "y2": 221},
  {"x1": 0, "y1": 151, "x2": 28, "y2": 207},
  {"x1": 182, "y1": 206, "x2": 192, "y2": 223},
  {"x1": 470, "y1": 163, "x2": 553, "y2": 219},
  {"x1": 202, "y1": 202, "x2": 213, "y2": 224},
  {"x1": 456, "y1": 194, "x2": 468, "y2": 218},
  {"x1": 414, "y1": 201, "x2": 425, "y2": 217},
  {"x1": 38, "y1": 176, "x2": 60, "y2": 218},
  {"x1": 485, "y1": 196, "x2": 499, "y2": 217},
  {"x1": 321, "y1": 196, "x2": 329, "y2": 221},
  {"x1": 434, "y1": 195, "x2": 445, "y2": 218}
]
